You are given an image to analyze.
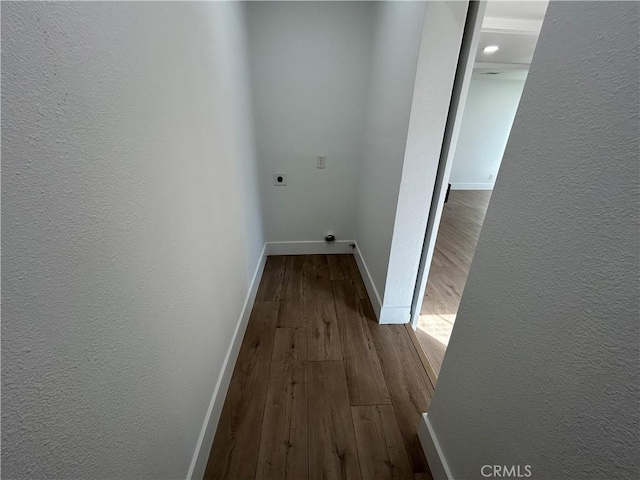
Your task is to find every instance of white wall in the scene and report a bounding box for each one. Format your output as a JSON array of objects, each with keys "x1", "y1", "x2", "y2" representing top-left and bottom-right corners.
[
  {"x1": 449, "y1": 75, "x2": 526, "y2": 189},
  {"x1": 376, "y1": 1, "x2": 470, "y2": 323},
  {"x1": 246, "y1": 1, "x2": 375, "y2": 243},
  {"x1": 354, "y1": 0, "x2": 427, "y2": 309},
  {"x1": 426, "y1": 2, "x2": 639, "y2": 478},
  {"x1": 245, "y1": 1, "x2": 430, "y2": 313},
  {"x1": 1, "y1": 2, "x2": 264, "y2": 478}
]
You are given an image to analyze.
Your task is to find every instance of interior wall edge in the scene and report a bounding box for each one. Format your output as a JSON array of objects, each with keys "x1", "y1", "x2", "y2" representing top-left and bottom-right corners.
[{"x1": 418, "y1": 413, "x2": 453, "y2": 480}]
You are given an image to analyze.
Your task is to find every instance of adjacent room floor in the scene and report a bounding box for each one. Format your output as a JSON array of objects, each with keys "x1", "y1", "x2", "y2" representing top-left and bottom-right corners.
[
  {"x1": 413, "y1": 190, "x2": 492, "y2": 385},
  {"x1": 205, "y1": 254, "x2": 434, "y2": 480}
]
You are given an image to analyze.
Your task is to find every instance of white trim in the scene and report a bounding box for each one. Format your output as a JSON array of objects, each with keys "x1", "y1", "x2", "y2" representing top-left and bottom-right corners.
[
  {"x1": 418, "y1": 413, "x2": 453, "y2": 480},
  {"x1": 265, "y1": 240, "x2": 354, "y2": 256},
  {"x1": 352, "y1": 241, "x2": 383, "y2": 320},
  {"x1": 186, "y1": 244, "x2": 267, "y2": 480},
  {"x1": 481, "y1": 16, "x2": 542, "y2": 36},
  {"x1": 474, "y1": 61, "x2": 530, "y2": 72},
  {"x1": 379, "y1": 305, "x2": 411, "y2": 325},
  {"x1": 450, "y1": 182, "x2": 494, "y2": 191}
]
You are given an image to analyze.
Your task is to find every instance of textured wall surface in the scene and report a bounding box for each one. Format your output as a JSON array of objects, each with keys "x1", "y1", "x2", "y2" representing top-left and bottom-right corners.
[
  {"x1": 246, "y1": 1, "x2": 374, "y2": 243},
  {"x1": 449, "y1": 76, "x2": 525, "y2": 187},
  {"x1": 428, "y1": 2, "x2": 639, "y2": 479},
  {"x1": 1, "y1": 2, "x2": 263, "y2": 478},
  {"x1": 354, "y1": 0, "x2": 427, "y2": 302}
]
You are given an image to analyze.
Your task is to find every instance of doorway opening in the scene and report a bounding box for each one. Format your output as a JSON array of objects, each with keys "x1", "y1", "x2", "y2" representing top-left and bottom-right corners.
[{"x1": 409, "y1": 0, "x2": 549, "y2": 386}]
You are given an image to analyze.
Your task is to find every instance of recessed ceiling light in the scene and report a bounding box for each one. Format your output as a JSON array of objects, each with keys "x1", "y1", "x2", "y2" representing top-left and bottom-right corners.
[{"x1": 483, "y1": 45, "x2": 499, "y2": 54}]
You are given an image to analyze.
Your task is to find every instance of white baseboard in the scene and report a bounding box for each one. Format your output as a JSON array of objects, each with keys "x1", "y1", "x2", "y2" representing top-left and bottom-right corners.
[
  {"x1": 265, "y1": 240, "x2": 355, "y2": 256},
  {"x1": 352, "y1": 241, "x2": 383, "y2": 320},
  {"x1": 450, "y1": 182, "x2": 494, "y2": 190},
  {"x1": 418, "y1": 413, "x2": 453, "y2": 480},
  {"x1": 379, "y1": 305, "x2": 411, "y2": 324},
  {"x1": 186, "y1": 244, "x2": 267, "y2": 480}
]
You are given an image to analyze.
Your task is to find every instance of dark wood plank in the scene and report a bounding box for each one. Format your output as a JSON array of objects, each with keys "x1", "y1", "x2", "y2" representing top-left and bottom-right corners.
[
  {"x1": 328, "y1": 255, "x2": 361, "y2": 284},
  {"x1": 351, "y1": 405, "x2": 414, "y2": 480},
  {"x1": 332, "y1": 279, "x2": 391, "y2": 405},
  {"x1": 204, "y1": 302, "x2": 279, "y2": 480},
  {"x1": 346, "y1": 255, "x2": 369, "y2": 300},
  {"x1": 308, "y1": 361, "x2": 361, "y2": 480},
  {"x1": 256, "y1": 328, "x2": 308, "y2": 480},
  {"x1": 256, "y1": 256, "x2": 286, "y2": 302},
  {"x1": 278, "y1": 256, "x2": 307, "y2": 328},
  {"x1": 328, "y1": 255, "x2": 347, "y2": 280},
  {"x1": 210, "y1": 254, "x2": 435, "y2": 480},
  {"x1": 363, "y1": 300, "x2": 433, "y2": 474},
  {"x1": 338, "y1": 255, "x2": 353, "y2": 276},
  {"x1": 306, "y1": 264, "x2": 343, "y2": 361},
  {"x1": 306, "y1": 254, "x2": 328, "y2": 266}
]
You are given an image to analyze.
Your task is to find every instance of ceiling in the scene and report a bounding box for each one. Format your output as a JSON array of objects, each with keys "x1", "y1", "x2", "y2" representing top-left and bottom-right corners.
[
  {"x1": 474, "y1": 0, "x2": 549, "y2": 77},
  {"x1": 484, "y1": 0, "x2": 549, "y2": 22}
]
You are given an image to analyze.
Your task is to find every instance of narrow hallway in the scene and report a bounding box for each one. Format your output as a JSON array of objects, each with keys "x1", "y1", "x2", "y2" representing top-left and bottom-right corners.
[{"x1": 205, "y1": 255, "x2": 434, "y2": 480}]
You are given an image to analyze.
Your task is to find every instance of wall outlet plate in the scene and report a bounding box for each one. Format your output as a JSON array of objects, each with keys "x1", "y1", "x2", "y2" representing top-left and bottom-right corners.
[
  {"x1": 316, "y1": 155, "x2": 326, "y2": 169},
  {"x1": 273, "y1": 173, "x2": 287, "y2": 186}
]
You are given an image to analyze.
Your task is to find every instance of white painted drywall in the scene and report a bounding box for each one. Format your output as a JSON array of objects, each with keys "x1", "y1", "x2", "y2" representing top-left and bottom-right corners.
[
  {"x1": 354, "y1": 0, "x2": 428, "y2": 306},
  {"x1": 377, "y1": 1, "x2": 469, "y2": 321},
  {"x1": 427, "y1": 2, "x2": 639, "y2": 478},
  {"x1": 246, "y1": 1, "x2": 375, "y2": 243},
  {"x1": 1, "y1": 2, "x2": 264, "y2": 478},
  {"x1": 245, "y1": 1, "x2": 430, "y2": 311},
  {"x1": 449, "y1": 74, "x2": 526, "y2": 189}
]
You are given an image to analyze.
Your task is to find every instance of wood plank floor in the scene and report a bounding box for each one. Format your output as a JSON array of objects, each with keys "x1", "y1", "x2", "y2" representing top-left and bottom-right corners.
[
  {"x1": 413, "y1": 190, "x2": 492, "y2": 385},
  {"x1": 205, "y1": 254, "x2": 434, "y2": 480}
]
